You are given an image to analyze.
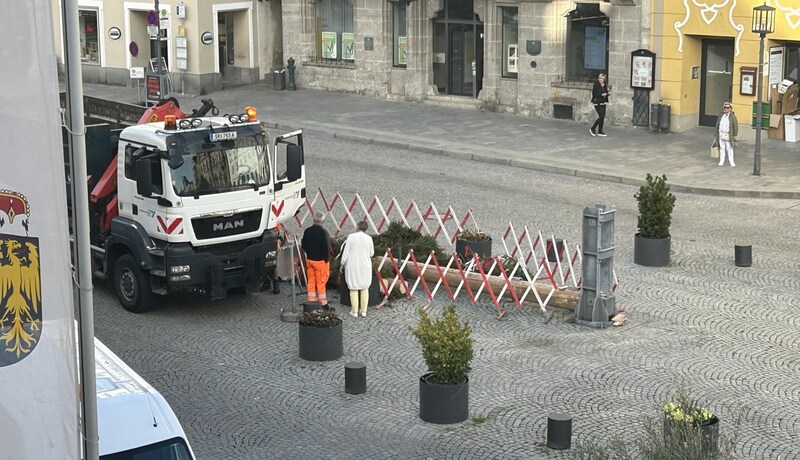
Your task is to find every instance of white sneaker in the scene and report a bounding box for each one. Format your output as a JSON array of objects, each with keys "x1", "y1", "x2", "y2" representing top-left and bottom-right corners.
[
  {"x1": 589, "y1": 128, "x2": 596, "y2": 137},
  {"x1": 360, "y1": 312, "x2": 367, "y2": 317},
  {"x1": 718, "y1": 163, "x2": 724, "y2": 166},
  {"x1": 730, "y1": 163, "x2": 736, "y2": 167},
  {"x1": 597, "y1": 132, "x2": 607, "y2": 137},
  {"x1": 349, "y1": 311, "x2": 358, "y2": 318}
]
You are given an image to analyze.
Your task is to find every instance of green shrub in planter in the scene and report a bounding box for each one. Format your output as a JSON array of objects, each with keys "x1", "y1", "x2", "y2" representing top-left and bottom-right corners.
[
  {"x1": 634, "y1": 173, "x2": 676, "y2": 239},
  {"x1": 411, "y1": 304, "x2": 474, "y2": 385},
  {"x1": 373, "y1": 222, "x2": 449, "y2": 265}
]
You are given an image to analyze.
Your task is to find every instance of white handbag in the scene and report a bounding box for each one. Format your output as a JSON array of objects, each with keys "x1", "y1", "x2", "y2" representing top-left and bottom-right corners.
[{"x1": 719, "y1": 132, "x2": 730, "y2": 141}]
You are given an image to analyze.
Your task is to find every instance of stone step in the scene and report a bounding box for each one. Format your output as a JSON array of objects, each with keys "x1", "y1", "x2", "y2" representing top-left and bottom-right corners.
[{"x1": 421, "y1": 95, "x2": 484, "y2": 111}]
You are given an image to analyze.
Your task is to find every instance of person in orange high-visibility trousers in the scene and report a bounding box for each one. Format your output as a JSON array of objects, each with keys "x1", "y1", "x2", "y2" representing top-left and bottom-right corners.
[{"x1": 301, "y1": 212, "x2": 332, "y2": 305}]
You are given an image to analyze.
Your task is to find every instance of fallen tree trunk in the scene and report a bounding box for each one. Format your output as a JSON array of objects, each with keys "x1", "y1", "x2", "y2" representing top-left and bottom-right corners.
[{"x1": 389, "y1": 260, "x2": 580, "y2": 311}]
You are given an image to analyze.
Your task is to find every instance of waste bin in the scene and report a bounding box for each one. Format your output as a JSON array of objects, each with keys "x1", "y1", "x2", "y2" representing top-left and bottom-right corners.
[
  {"x1": 658, "y1": 103, "x2": 670, "y2": 130},
  {"x1": 785, "y1": 114, "x2": 800, "y2": 142},
  {"x1": 650, "y1": 103, "x2": 660, "y2": 128},
  {"x1": 272, "y1": 68, "x2": 286, "y2": 91}
]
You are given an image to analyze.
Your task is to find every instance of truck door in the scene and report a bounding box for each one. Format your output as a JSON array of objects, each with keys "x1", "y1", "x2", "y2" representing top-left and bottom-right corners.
[
  {"x1": 119, "y1": 144, "x2": 168, "y2": 237},
  {"x1": 268, "y1": 131, "x2": 305, "y2": 229}
]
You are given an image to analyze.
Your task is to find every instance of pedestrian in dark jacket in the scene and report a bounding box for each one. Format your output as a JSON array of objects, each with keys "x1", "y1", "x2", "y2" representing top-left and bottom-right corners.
[
  {"x1": 301, "y1": 212, "x2": 332, "y2": 305},
  {"x1": 590, "y1": 73, "x2": 611, "y2": 137}
]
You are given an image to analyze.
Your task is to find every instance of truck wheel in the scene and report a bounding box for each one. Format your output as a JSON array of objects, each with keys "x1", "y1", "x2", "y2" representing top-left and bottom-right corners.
[{"x1": 113, "y1": 254, "x2": 154, "y2": 313}]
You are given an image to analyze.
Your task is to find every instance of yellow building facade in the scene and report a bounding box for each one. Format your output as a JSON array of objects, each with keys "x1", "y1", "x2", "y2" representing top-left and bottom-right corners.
[{"x1": 652, "y1": 0, "x2": 800, "y2": 138}]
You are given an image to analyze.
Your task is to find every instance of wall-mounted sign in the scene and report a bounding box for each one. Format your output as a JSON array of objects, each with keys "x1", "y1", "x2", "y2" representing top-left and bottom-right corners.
[
  {"x1": 769, "y1": 46, "x2": 784, "y2": 87},
  {"x1": 129, "y1": 41, "x2": 139, "y2": 57},
  {"x1": 630, "y1": 49, "x2": 656, "y2": 91},
  {"x1": 740, "y1": 67, "x2": 757, "y2": 96},
  {"x1": 201, "y1": 31, "x2": 213, "y2": 45},
  {"x1": 176, "y1": 2, "x2": 186, "y2": 19},
  {"x1": 108, "y1": 27, "x2": 121, "y2": 40},
  {"x1": 526, "y1": 40, "x2": 541, "y2": 56}
]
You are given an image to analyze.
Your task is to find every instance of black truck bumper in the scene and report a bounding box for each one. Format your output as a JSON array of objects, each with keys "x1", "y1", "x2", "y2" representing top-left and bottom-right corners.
[{"x1": 161, "y1": 233, "x2": 278, "y2": 299}]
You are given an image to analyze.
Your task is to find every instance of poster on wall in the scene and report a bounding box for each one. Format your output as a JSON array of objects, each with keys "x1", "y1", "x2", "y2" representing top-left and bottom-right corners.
[
  {"x1": 584, "y1": 27, "x2": 607, "y2": 70},
  {"x1": 341, "y1": 33, "x2": 355, "y2": 61},
  {"x1": 322, "y1": 31, "x2": 337, "y2": 59},
  {"x1": 769, "y1": 46, "x2": 784, "y2": 87},
  {"x1": 397, "y1": 36, "x2": 407, "y2": 65}
]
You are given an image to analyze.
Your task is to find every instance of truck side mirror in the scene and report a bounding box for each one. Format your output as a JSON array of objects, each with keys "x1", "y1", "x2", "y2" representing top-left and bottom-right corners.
[
  {"x1": 286, "y1": 144, "x2": 302, "y2": 182},
  {"x1": 135, "y1": 159, "x2": 153, "y2": 197}
]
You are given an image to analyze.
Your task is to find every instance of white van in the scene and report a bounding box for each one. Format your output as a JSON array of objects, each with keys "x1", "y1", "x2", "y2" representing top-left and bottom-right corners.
[{"x1": 94, "y1": 337, "x2": 196, "y2": 459}]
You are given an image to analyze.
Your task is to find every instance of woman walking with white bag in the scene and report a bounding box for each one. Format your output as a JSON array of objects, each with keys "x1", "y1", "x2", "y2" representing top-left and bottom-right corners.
[{"x1": 715, "y1": 102, "x2": 738, "y2": 167}]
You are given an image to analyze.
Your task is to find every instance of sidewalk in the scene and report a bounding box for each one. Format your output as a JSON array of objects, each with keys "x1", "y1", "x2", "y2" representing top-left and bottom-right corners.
[{"x1": 78, "y1": 81, "x2": 800, "y2": 199}]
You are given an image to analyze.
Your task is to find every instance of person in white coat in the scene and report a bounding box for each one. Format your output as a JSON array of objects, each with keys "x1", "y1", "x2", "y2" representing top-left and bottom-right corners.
[{"x1": 341, "y1": 221, "x2": 374, "y2": 318}]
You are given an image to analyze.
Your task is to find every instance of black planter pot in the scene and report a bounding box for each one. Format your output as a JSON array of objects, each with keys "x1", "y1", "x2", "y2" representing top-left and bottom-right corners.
[
  {"x1": 298, "y1": 322, "x2": 343, "y2": 361},
  {"x1": 339, "y1": 274, "x2": 383, "y2": 307},
  {"x1": 419, "y1": 373, "x2": 469, "y2": 424},
  {"x1": 663, "y1": 416, "x2": 719, "y2": 456},
  {"x1": 456, "y1": 237, "x2": 492, "y2": 261},
  {"x1": 633, "y1": 234, "x2": 671, "y2": 267}
]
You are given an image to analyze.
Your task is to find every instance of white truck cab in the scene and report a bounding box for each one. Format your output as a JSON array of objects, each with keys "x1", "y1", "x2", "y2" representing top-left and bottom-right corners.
[{"x1": 94, "y1": 337, "x2": 196, "y2": 459}]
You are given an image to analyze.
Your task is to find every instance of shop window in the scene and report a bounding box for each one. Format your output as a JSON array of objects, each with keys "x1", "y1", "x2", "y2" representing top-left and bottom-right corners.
[
  {"x1": 501, "y1": 7, "x2": 518, "y2": 78},
  {"x1": 393, "y1": 2, "x2": 407, "y2": 67},
  {"x1": 565, "y1": 4, "x2": 608, "y2": 82},
  {"x1": 79, "y1": 9, "x2": 99, "y2": 64},
  {"x1": 316, "y1": 0, "x2": 354, "y2": 63},
  {"x1": 786, "y1": 44, "x2": 799, "y2": 82}
]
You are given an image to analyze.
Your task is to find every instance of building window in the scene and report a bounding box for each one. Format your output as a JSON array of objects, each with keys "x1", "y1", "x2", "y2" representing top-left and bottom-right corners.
[
  {"x1": 786, "y1": 44, "x2": 799, "y2": 82},
  {"x1": 393, "y1": 2, "x2": 407, "y2": 67},
  {"x1": 316, "y1": 0, "x2": 354, "y2": 63},
  {"x1": 79, "y1": 9, "x2": 99, "y2": 63},
  {"x1": 501, "y1": 7, "x2": 518, "y2": 78},
  {"x1": 565, "y1": 4, "x2": 608, "y2": 82}
]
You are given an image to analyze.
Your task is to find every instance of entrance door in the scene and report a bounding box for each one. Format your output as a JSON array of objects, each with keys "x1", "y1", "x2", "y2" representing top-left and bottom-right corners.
[
  {"x1": 700, "y1": 39, "x2": 734, "y2": 126},
  {"x1": 217, "y1": 12, "x2": 234, "y2": 76},
  {"x1": 443, "y1": 24, "x2": 483, "y2": 97}
]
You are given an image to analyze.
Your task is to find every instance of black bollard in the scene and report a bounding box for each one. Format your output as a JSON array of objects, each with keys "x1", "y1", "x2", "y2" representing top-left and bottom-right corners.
[
  {"x1": 546, "y1": 238, "x2": 564, "y2": 263},
  {"x1": 547, "y1": 412, "x2": 572, "y2": 450},
  {"x1": 734, "y1": 245, "x2": 752, "y2": 267},
  {"x1": 345, "y1": 361, "x2": 366, "y2": 394},
  {"x1": 303, "y1": 301, "x2": 322, "y2": 313}
]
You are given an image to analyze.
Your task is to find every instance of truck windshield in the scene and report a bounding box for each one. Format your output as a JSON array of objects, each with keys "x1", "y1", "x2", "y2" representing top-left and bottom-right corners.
[
  {"x1": 171, "y1": 135, "x2": 269, "y2": 197},
  {"x1": 100, "y1": 437, "x2": 193, "y2": 460}
]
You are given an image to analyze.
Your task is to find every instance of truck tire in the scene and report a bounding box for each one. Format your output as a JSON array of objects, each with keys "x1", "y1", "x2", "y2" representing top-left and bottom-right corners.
[{"x1": 113, "y1": 254, "x2": 155, "y2": 313}]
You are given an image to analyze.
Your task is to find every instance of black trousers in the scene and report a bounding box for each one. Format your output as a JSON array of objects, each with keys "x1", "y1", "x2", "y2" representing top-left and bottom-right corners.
[{"x1": 591, "y1": 104, "x2": 606, "y2": 133}]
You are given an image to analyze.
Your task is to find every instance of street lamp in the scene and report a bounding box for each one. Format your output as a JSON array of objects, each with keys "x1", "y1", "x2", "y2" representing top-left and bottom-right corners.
[{"x1": 752, "y1": 3, "x2": 775, "y2": 176}]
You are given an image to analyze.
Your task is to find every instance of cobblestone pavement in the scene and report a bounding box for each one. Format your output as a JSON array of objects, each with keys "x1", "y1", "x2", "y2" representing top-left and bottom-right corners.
[{"x1": 92, "y1": 132, "x2": 800, "y2": 459}]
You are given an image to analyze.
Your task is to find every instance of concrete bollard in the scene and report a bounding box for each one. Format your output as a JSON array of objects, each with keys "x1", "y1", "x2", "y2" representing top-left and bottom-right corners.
[
  {"x1": 546, "y1": 412, "x2": 572, "y2": 450},
  {"x1": 345, "y1": 362, "x2": 366, "y2": 395},
  {"x1": 734, "y1": 245, "x2": 752, "y2": 267}
]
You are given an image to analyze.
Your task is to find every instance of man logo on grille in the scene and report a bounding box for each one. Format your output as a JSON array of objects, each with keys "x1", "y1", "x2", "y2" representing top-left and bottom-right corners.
[{"x1": 0, "y1": 190, "x2": 42, "y2": 366}]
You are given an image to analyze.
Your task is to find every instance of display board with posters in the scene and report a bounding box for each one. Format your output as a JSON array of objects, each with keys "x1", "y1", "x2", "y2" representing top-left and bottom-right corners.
[{"x1": 630, "y1": 49, "x2": 656, "y2": 90}]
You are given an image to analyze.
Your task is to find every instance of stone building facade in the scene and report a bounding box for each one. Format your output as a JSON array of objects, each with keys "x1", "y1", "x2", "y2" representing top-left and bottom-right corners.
[
  {"x1": 52, "y1": 0, "x2": 284, "y2": 95},
  {"x1": 282, "y1": 0, "x2": 649, "y2": 127}
]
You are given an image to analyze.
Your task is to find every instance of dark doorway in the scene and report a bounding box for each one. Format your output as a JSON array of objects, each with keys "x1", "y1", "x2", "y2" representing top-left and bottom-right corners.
[
  {"x1": 433, "y1": 0, "x2": 483, "y2": 98},
  {"x1": 700, "y1": 39, "x2": 734, "y2": 126},
  {"x1": 218, "y1": 12, "x2": 235, "y2": 76}
]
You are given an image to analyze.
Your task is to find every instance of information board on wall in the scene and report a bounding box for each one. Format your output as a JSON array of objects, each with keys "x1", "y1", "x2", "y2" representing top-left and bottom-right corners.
[{"x1": 769, "y1": 46, "x2": 784, "y2": 86}]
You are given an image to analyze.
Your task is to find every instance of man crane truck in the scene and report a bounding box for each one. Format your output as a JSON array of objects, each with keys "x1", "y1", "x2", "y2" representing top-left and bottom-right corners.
[{"x1": 68, "y1": 100, "x2": 306, "y2": 312}]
